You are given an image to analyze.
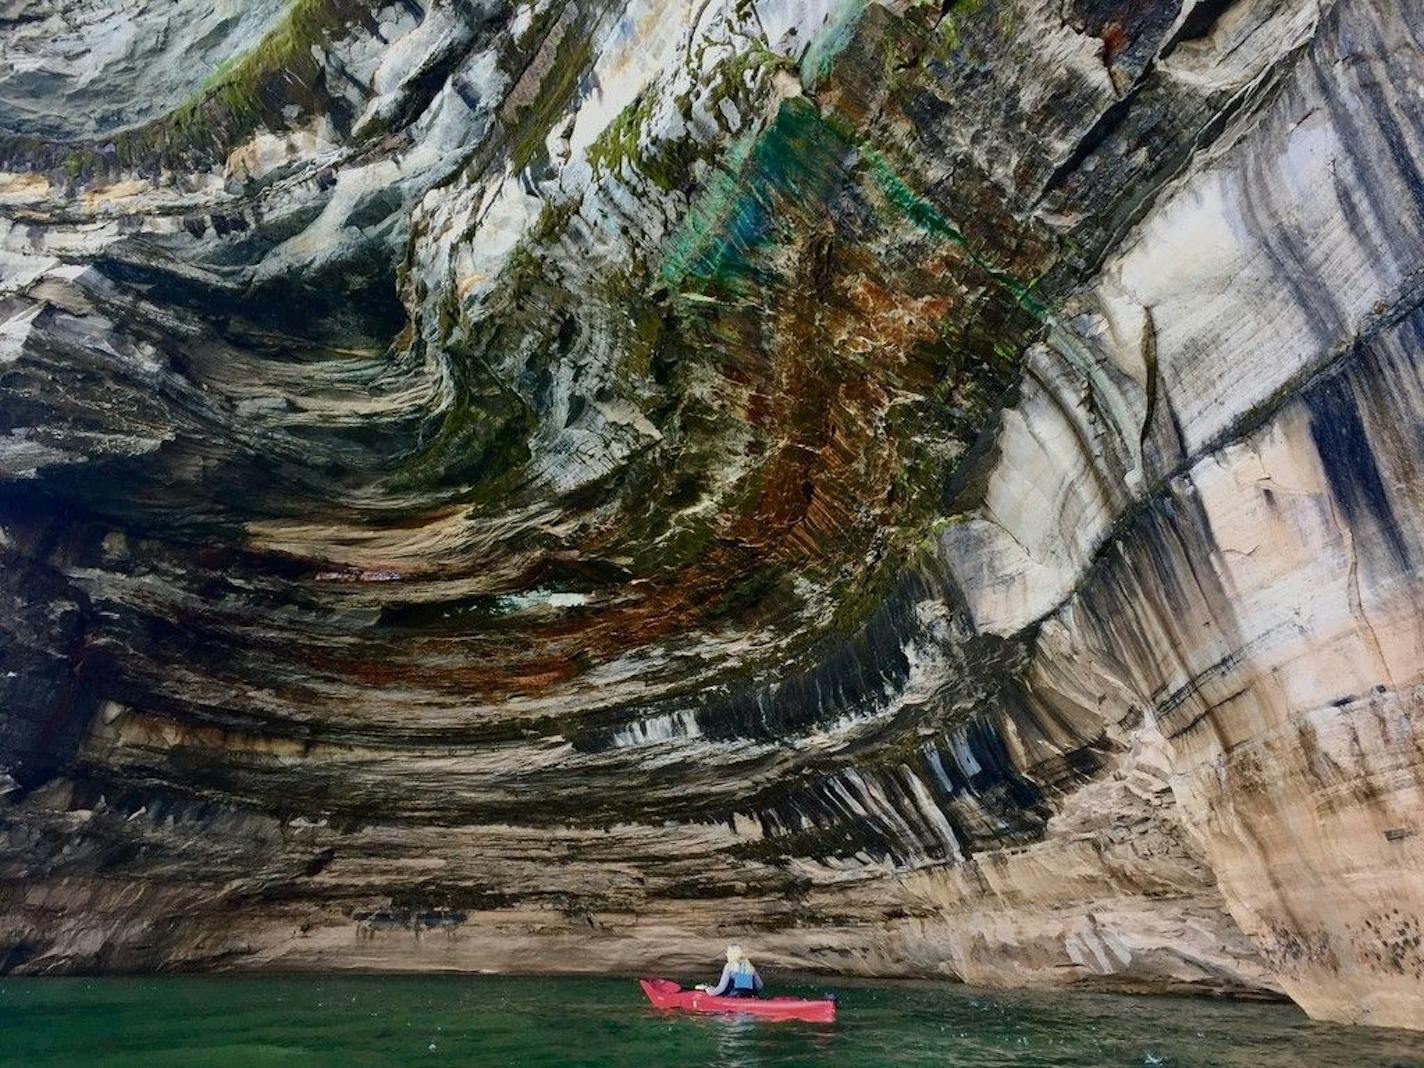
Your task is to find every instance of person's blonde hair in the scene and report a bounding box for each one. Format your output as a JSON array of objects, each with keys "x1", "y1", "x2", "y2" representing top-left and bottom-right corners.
[{"x1": 725, "y1": 944, "x2": 747, "y2": 963}]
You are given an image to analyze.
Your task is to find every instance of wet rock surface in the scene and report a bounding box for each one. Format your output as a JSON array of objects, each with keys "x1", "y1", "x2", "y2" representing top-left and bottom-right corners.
[{"x1": 1, "y1": 0, "x2": 1422, "y2": 1031}]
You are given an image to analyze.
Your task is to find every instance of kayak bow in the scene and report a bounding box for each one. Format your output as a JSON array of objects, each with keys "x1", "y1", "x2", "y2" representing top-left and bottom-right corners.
[{"x1": 638, "y1": 978, "x2": 836, "y2": 1023}]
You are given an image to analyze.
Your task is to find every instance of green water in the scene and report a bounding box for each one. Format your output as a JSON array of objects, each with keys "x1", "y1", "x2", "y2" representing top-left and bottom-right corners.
[{"x1": 4, "y1": 974, "x2": 1423, "y2": 1067}]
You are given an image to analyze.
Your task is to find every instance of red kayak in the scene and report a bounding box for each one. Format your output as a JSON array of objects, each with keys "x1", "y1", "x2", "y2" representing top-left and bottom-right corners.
[{"x1": 638, "y1": 978, "x2": 836, "y2": 1023}]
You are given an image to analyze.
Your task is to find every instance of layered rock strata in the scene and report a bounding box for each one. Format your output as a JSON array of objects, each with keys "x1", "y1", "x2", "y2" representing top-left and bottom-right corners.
[{"x1": 1, "y1": 0, "x2": 1422, "y2": 1031}]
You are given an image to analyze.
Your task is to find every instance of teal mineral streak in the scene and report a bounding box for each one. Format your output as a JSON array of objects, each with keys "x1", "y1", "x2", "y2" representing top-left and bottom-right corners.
[
  {"x1": 659, "y1": 99, "x2": 853, "y2": 293},
  {"x1": 660, "y1": 94, "x2": 1047, "y2": 324},
  {"x1": 657, "y1": 129, "x2": 755, "y2": 290},
  {"x1": 858, "y1": 148, "x2": 1049, "y2": 321},
  {"x1": 790, "y1": 0, "x2": 1048, "y2": 321},
  {"x1": 799, "y1": 0, "x2": 870, "y2": 89}
]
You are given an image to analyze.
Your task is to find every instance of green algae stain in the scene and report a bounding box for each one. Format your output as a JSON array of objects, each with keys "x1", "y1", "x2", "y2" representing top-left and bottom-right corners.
[
  {"x1": 61, "y1": 149, "x2": 97, "y2": 180},
  {"x1": 104, "y1": 0, "x2": 374, "y2": 170},
  {"x1": 384, "y1": 320, "x2": 536, "y2": 500},
  {"x1": 506, "y1": 20, "x2": 595, "y2": 174},
  {"x1": 587, "y1": 94, "x2": 652, "y2": 180},
  {"x1": 932, "y1": 0, "x2": 986, "y2": 53}
]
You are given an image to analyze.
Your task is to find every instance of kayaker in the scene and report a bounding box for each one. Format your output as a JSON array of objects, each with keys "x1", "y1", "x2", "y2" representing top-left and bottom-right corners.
[{"x1": 695, "y1": 944, "x2": 764, "y2": 998}]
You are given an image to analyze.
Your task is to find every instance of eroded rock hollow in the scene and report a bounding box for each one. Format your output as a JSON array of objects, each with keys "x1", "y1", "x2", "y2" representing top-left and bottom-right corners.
[{"x1": 2, "y1": 0, "x2": 1423, "y2": 1031}]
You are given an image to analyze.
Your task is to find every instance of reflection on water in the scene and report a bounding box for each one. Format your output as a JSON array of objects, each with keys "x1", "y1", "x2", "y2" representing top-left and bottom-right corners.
[
  {"x1": 4, "y1": 973, "x2": 1424, "y2": 1067},
  {"x1": 705, "y1": 1009, "x2": 838, "y2": 1067}
]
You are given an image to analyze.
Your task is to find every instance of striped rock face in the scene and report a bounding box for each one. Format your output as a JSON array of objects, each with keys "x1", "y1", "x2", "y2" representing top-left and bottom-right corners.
[{"x1": 2, "y1": 0, "x2": 1423, "y2": 1030}]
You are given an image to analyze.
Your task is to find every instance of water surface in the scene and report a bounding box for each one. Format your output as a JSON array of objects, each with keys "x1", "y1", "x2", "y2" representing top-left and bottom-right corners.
[{"x1": 5, "y1": 974, "x2": 1423, "y2": 1067}]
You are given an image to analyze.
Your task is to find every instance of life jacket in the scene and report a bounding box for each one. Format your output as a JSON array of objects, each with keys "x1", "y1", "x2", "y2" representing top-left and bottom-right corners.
[{"x1": 732, "y1": 961, "x2": 757, "y2": 991}]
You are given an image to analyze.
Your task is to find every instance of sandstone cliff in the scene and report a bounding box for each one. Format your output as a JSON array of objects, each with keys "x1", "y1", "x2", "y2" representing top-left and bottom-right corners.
[{"x1": 1, "y1": 0, "x2": 1422, "y2": 1031}]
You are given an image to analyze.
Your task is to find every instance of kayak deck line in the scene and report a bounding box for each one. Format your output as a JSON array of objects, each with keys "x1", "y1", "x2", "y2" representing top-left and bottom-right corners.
[{"x1": 638, "y1": 977, "x2": 837, "y2": 1023}]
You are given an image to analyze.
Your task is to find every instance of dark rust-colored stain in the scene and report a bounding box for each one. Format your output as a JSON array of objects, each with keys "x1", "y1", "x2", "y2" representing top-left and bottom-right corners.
[{"x1": 1100, "y1": 20, "x2": 1129, "y2": 64}]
